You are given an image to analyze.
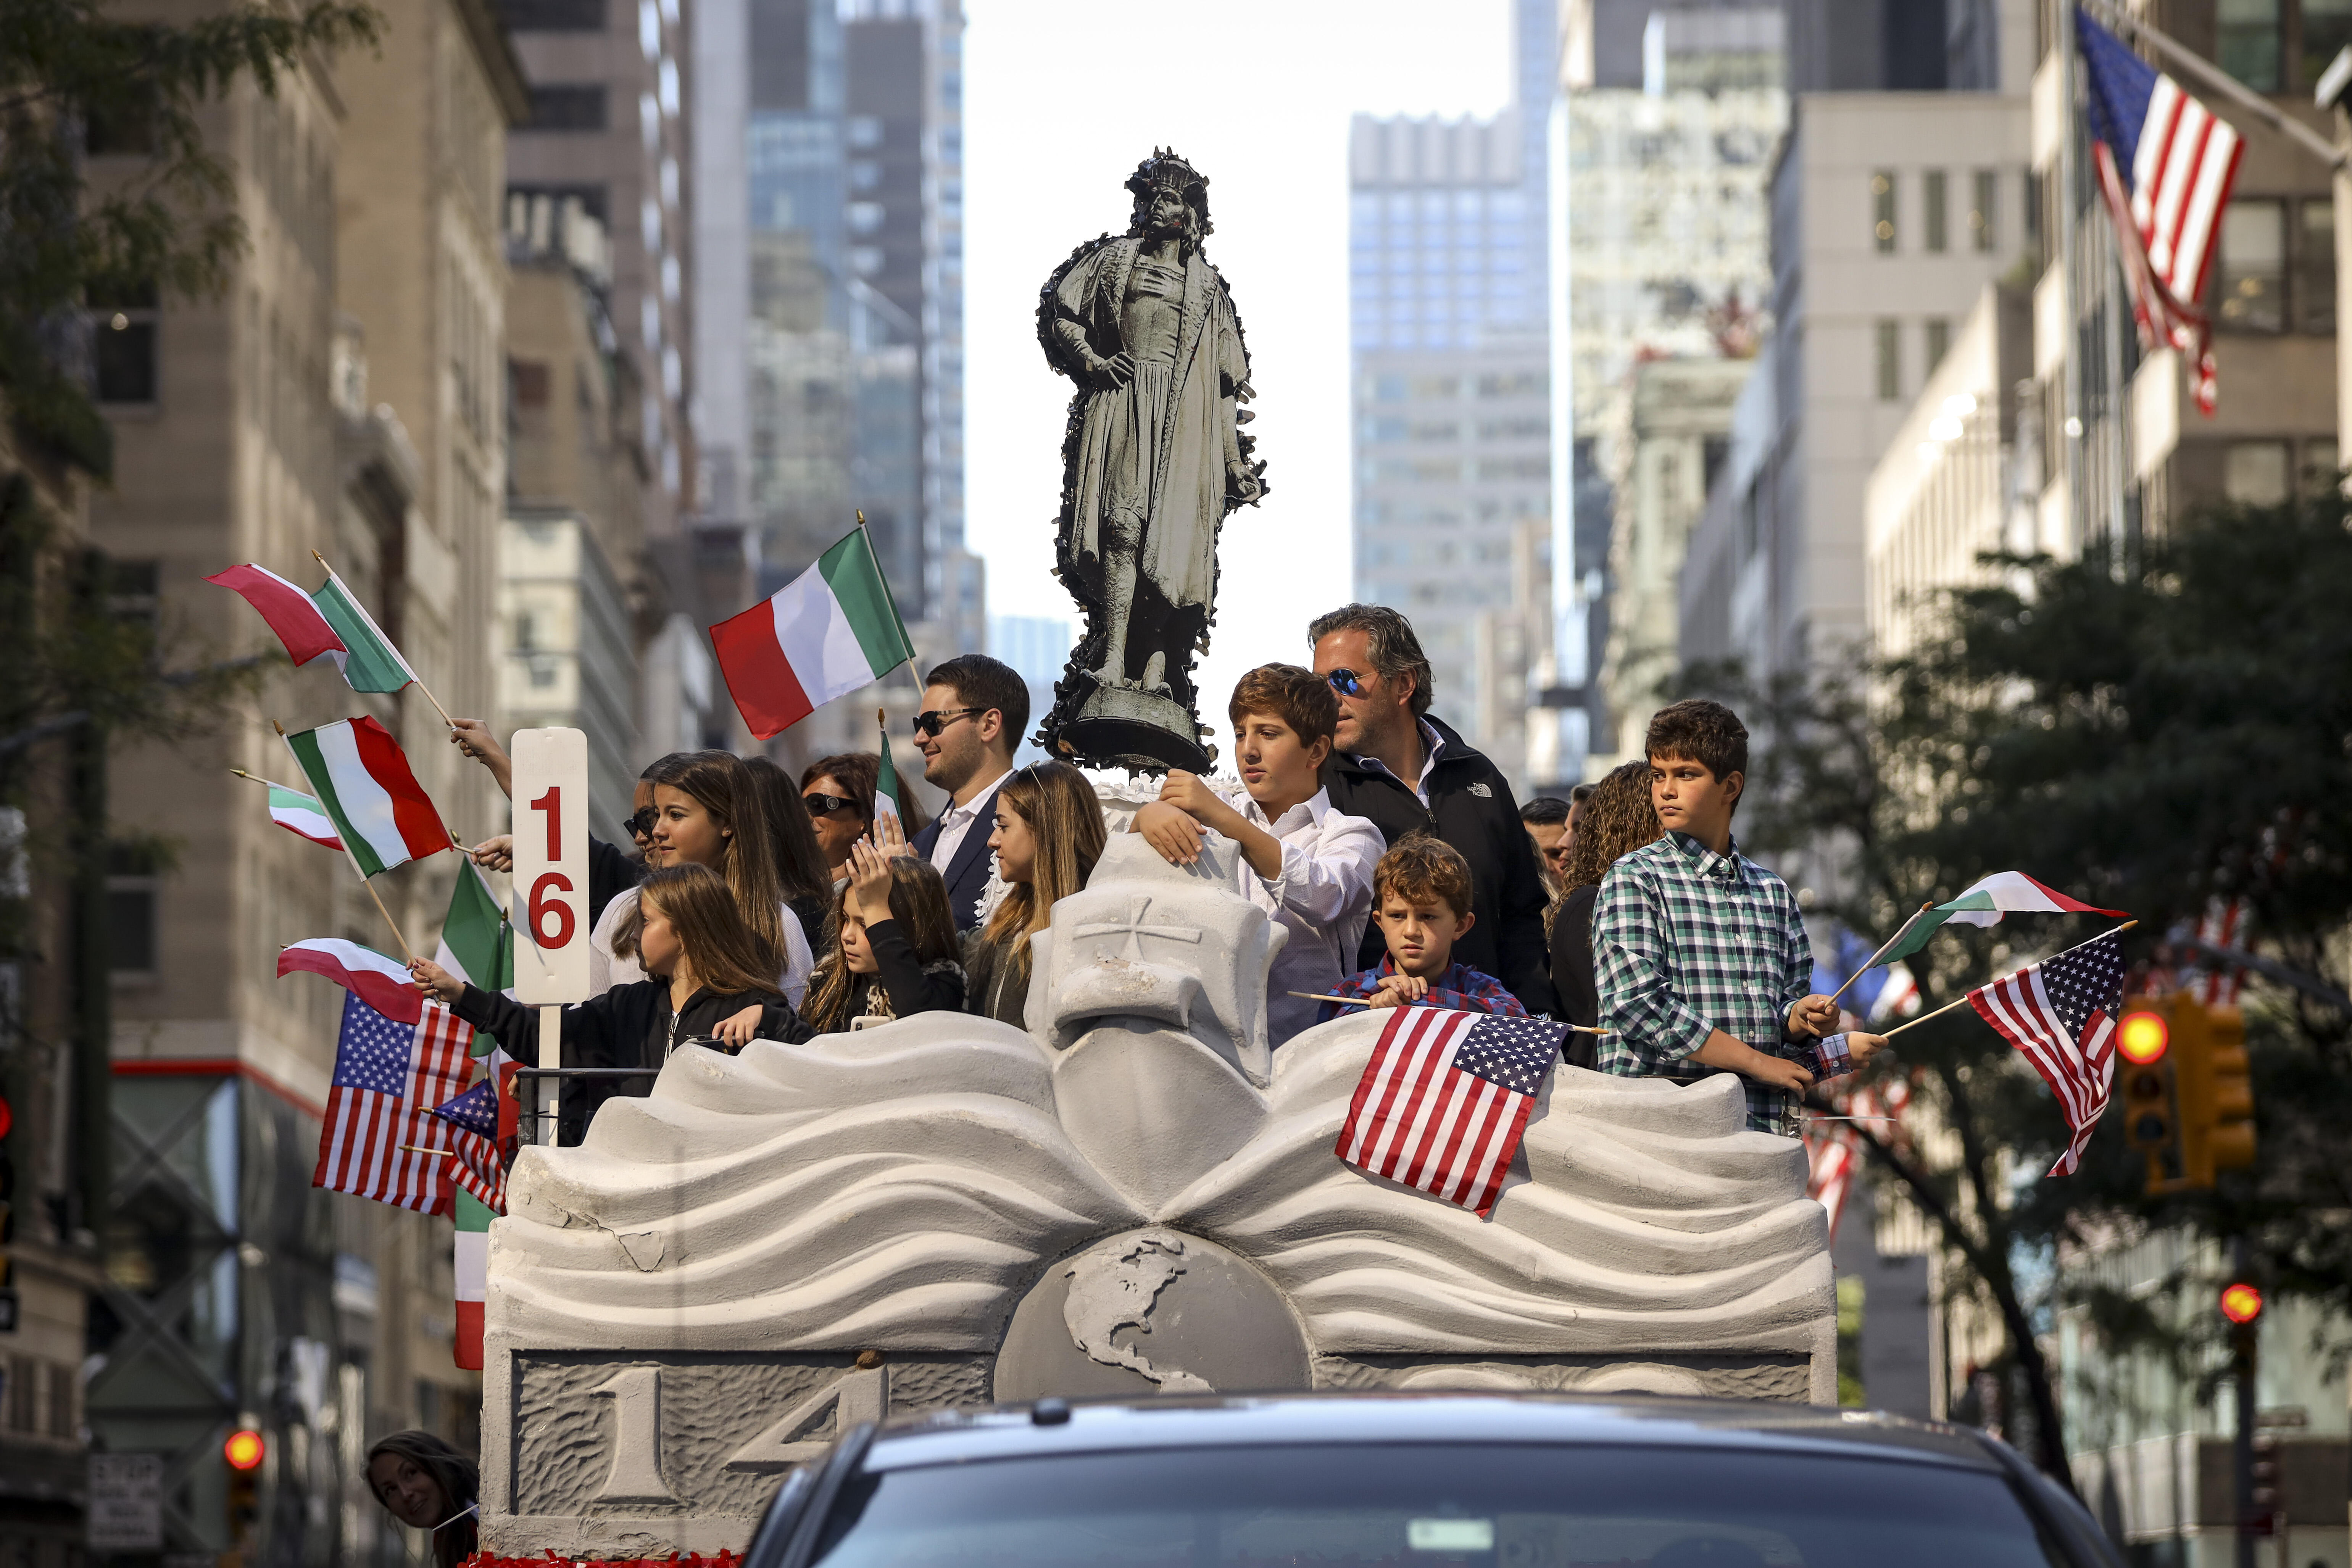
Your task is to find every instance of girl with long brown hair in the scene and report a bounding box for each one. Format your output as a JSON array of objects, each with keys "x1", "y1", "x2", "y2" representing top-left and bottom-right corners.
[
  {"x1": 366, "y1": 1431, "x2": 477, "y2": 1568},
  {"x1": 966, "y1": 761, "x2": 1106, "y2": 1026},
  {"x1": 1549, "y1": 759, "x2": 1662, "y2": 1047},
  {"x1": 413, "y1": 864, "x2": 812, "y2": 1142},
  {"x1": 800, "y1": 838, "x2": 965, "y2": 1032},
  {"x1": 588, "y1": 749, "x2": 819, "y2": 1008}
]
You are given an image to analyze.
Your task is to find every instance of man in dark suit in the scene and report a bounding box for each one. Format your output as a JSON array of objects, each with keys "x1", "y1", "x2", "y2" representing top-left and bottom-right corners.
[{"x1": 908, "y1": 653, "x2": 1027, "y2": 929}]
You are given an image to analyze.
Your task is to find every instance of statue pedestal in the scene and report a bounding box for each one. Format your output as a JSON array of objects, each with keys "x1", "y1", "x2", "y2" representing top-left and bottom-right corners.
[
  {"x1": 476, "y1": 840, "x2": 1833, "y2": 1560},
  {"x1": 1051, "y1": 679, "x2": 1211, "y2": 774}
]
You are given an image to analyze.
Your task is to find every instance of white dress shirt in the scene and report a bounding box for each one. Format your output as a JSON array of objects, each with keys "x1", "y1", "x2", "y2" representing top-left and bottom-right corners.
[
  {"x1": 929, "y1": 766, "x2": 1011, "y2": 874},
  {"x1": 1217, "y1": 786, "x2": 1385, "y2": 1046},
  {"x1": 588, "y1": 890, "x2": 816, "y2": 1009},
  {"x1": 1347, "y1": 717, "x2": 1447, "y2": 807}
]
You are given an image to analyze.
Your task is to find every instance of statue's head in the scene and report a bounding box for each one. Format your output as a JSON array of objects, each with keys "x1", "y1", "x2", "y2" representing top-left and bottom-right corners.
[{"x1": 1125, "y1": 148, "x2": 1211, "y2": 243}]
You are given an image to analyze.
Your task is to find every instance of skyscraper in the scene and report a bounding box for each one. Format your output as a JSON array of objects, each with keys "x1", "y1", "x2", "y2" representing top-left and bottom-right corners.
[{"x1": 1348, "y1": 0, "x2": 1556, "y2": 787}]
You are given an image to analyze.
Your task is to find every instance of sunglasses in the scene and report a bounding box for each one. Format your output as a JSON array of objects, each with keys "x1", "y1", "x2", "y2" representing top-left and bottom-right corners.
[
  {"x1": 911, "y1": 706, "x2": 985, "y2": 738},
  {"x1": 1324, "y1": 668, "x2": 1369, "y2": 698},
  {"x1": 622, "y1": 808, "x2": 658, "y2": 839},
  {"x1": 803, "y1": 792, "x2": 858, "y2": 818}
]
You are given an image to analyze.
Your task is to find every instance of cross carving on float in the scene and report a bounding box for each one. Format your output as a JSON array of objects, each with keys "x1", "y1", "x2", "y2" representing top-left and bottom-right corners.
[{"x1": 1072, "y1": 895, "x2": 1203, "y2": 962}]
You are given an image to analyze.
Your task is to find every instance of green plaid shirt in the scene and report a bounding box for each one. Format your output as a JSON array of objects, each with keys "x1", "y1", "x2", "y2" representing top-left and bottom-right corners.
[{"x1": 1591, "y1": 831, "x2": 1814, "y2": 1136}]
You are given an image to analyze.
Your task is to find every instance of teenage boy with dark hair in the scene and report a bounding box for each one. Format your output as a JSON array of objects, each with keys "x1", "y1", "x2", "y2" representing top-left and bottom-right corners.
[
  {"x1": 1321, "y1": 835, "x2": 1526, "y2": 1020},
  {"x1": 1309, "y1": 603, "x2": 1559, "y2": 1017},
  {"x1": 911, "y1": 653, "x2": 1029, "y2": 929},
  {"x1": 1135, "y1": 663, "x2": 1383, "y2": 1045},
  {"x1": 1592, "y1": 699, "x2": 1884, "y2": 1135}
]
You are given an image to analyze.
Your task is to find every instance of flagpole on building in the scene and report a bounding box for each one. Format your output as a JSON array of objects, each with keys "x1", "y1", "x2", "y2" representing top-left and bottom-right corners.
[
  {"x1": 2082, "y1": 0, "x2": 2346, "y2": 171},
  {"x1": 2059, "y1": 1, "x2": 2089, "y2": 549},
  {"x1": 1882, "y1": 919, "x2": 2138, "y2": 1039},
  {"x1": 275, "y1": 719, "x2": 418, "y2": 962},
  {"x1": 311, "y1": 550, "x2": 459, "y2": 730}
]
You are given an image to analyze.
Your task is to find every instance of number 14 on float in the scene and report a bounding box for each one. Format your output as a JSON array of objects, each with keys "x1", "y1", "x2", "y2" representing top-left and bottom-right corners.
[{"x1": 510, "y1": 728, "x2": 589, "y2": 1138}]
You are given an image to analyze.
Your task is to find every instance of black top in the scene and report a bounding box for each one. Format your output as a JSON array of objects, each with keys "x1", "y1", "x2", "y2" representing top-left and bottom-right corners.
[
  {"x1": 587, "y1": 835, "x2": 642, "y2": 927},
  {"x1": 813, "y1": 919, "x2": 967, "y2": 1030},
  {"x1": 963, "y1": 925, "x2": 1030, "y2": 1028},
  {"x1": 1320, "y1": 714, "x2": 1561, "y2": 1018},
  {"x1": 910, "y1": 789, "x2": 1005, "y2": 931},
  {"x1": 1548, "y1": 884, "x2": 1602, "y2": 1068},
  {"x1": 453, "y1": 978, "x2": 812, "y2": 1144}
]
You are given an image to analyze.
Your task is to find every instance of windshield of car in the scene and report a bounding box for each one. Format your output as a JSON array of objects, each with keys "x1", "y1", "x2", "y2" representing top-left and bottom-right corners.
[{"x1": 807, "y1": 1442, "x2": 2067, "y2": 1568}]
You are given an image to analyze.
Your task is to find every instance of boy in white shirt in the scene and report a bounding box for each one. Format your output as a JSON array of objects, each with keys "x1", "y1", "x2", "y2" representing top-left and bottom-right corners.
[{"x1": 1132, "y1": 663, "x2": 1385, "y2": 1045}]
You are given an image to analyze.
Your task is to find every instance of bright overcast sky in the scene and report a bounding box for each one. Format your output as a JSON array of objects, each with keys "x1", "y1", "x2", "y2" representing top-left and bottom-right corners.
[{"x1": 962, "y1": 0, "x2": 1515, "y2": 726}]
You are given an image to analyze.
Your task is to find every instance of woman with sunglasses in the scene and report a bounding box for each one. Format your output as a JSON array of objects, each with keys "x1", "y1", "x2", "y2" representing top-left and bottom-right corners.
[{"x1": 798, "y1": 753, "x2": 929, "y2": 886}]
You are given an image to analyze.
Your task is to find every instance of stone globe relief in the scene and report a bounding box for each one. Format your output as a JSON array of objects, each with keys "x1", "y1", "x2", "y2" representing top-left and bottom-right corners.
[{"x1": 479, "y1": 828, "x2": 1834, "y2": 1556}]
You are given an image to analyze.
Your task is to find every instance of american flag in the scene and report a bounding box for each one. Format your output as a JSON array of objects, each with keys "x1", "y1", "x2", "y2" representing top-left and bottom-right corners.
[
  {"x1": 1335, "y1": 1009, "x2": 1562, "y2": 1217},
  {"x1": 430, "y1": 1077, "x2": 508, "y2": 1213},
  {"x1": 2189, "y1": 895, "x2": 2249, "y2": 1006},
  {"x1": 2077, "y1": 8, "x2": 2244, "y2": 414},
  {"x1": 313, "y1": 994, "x2": 472, "y2": 1213},
  {"x1": 1967, "y1": 931, "x2": 2128, "y2": 1176}
]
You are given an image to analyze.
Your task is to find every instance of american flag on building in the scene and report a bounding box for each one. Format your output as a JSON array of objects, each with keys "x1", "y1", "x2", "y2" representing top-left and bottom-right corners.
[
  {"x1": 1967, "y1": 930, "x2": 2130, "y2": 1176},
  {"x1": 314, "y1": 993, "x2": 473, "y2": 1213},
  {"x1": 1336, "y1": 1009, "x2": 1563, "y2": 1218},
  {"x1": 2076, "y1": 7, "x2": 2246, "y2": 414}
]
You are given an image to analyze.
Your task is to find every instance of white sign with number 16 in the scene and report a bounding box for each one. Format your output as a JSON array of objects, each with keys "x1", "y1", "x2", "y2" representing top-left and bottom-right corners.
[{"x1": 509, "y1": 728, "x2": 592, "y2": 1004}]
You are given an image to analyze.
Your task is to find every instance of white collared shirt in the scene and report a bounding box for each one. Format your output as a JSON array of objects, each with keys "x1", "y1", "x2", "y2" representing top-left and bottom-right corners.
[
  {"x1": 1218, "y1": 786, "x2": 1384, "y2": 1046},
  {"x1": 1349, "y1": 718, "x2": 1447, "y2": 806},
  {"x1": 929, "y1": 766, "x2": 1012, "y2": 875}
]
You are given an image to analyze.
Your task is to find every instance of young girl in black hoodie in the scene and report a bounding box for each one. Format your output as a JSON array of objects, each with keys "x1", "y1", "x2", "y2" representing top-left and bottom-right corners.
[
  {"x1": 409, "y1": 863, "x2": 812, "y2": 1142},
  {"x1": 799, "y1": 836, "x2": 965, "y2": 1032}
]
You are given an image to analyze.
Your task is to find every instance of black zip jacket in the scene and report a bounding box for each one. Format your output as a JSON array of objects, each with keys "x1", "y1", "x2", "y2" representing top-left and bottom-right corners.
[
  {"x1": 1321, "y1": 713, "x2": 1562, "y2": 1018},
  {"x1": 812, "y1": 918, "x2": 967, "y2": 1031},
  {"x1": 1548, "y1": 883, "x2": 1602, "y2": 1066},
  {"x1": 453, "y1": 979, "x2": 812, "y2": 1145}
]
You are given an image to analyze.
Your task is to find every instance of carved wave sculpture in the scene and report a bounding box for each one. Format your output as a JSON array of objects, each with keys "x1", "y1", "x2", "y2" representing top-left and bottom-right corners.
[{"x1": 492, "y1": 1003, "x2": 1829, "y2": 1360}]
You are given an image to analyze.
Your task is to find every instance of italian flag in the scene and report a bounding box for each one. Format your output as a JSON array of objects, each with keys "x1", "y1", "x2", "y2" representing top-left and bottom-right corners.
[
  {"x1": 875, "y1": 710, "x2": 908, "y2": 830},
  {"x1": 284, "y1": 717, "x2": 450, "y2": 876},
  {"x1": 1879, "y1": 872, "x2": 2130, "y2": 965},
  {"x1": 279, "y1": 938, "x2": 423, "y2": 1024},
  {"x1": 453, "y1": 1188, "x2": 492, "y2": 1371},
  {"x1": 709, "y1": 527, "x2": 916, "y2": 739},
  {"x1": 206, "y1": 563, "x2": 416, "y2": 693},
  {"x1": 435, "y1": 861, "x2": 513, "y2": 1055},
  {"x1": 267, "y1": 783, "x2": 343, "y2": 850}
]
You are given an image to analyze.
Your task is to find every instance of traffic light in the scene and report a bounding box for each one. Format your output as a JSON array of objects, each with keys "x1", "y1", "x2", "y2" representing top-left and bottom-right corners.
[
  {"x1": 0, "y1": 1090, "x2": 15, "y2": 1302},
  {"x1": 2130, "y1": 994, "x2": 2258, "y2": 1193},
  {"x1": 2220, "y1": 1281, "x2": 2264, "y2": 1325},
  {"x1": 2118, "y1": 1007, "x2": 2174, "y2": 1172},
  {"x1": 225, "y1": 1428, "x2": 264, "y2": 1548},
  {"x1": 2250, "y1": 1429, "x2": 2281, "y2": 1518}
]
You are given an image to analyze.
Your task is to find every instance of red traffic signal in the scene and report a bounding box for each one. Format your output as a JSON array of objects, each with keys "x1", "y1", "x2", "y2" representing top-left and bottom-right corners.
[
  {"x1": 224, "y1": 1428, "x2": 266, "y2": 1471},
  {"x1": 2220, "y1": 1282, "x2": 2265, "y2": 1325},
  {"x1": 2118, "y1": 1011, "x2": 2170, "y2": 1065},
  {"x1": 0, "y1": 1093, "x2": 12, "y2": 1139}
]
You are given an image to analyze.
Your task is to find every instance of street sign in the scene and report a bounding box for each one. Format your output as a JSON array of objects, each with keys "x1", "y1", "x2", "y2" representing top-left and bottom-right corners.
[
  {"x1": 509, "y1": 729, "x2": 590, "y2": 1142},
  {"x1": 87, "y1": 1453, "x2": 164, "y2": 1552}
]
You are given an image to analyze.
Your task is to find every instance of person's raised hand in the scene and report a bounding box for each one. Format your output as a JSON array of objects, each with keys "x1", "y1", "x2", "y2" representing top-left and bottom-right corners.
[
  {"x1": 712, "y1": 1005, "x2": 765, "y2": 1049},
  {"x1": 409, "y1": 958, "x2": 463, "y2": 1004},
  {"x1": 471, "y1": 835, "x2": 514, "y2": 873},
  {"x1": 1132, "y1": 801, "x2": 1208, "y2": 866},
  {"x1": 1788, "y1": 994, "x2": 1839, "y2": 1039},
  {"x1": 871, "y1": 807, "x2": 914, "y2": 859},
  {"x1": 847, "y1": 840, "x2": 896, "y2": 918},
  {"x1": 447, "y1": 719, "x2": 513, "y2": 797}
]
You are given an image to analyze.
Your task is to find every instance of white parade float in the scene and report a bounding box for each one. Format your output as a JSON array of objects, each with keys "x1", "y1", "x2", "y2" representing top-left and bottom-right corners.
[{"x1": 477, "y1": 832, "x2": 1834, "y2": 1560}]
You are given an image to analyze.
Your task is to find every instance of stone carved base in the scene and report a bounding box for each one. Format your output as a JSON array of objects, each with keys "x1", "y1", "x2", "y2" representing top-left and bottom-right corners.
[{"x1": 1051, "y1": 679, "x2": 1211, "y2": 774}]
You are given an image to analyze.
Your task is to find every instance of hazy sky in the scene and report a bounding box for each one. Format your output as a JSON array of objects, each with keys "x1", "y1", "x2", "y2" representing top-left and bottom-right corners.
[{"x1": 962, "y1": 0, "x2": 1515, "y2": 732}]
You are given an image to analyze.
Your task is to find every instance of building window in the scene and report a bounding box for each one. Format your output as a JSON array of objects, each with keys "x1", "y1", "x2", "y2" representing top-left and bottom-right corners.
[
  {"x1": 2217, "y1": 0, "x2": 2281, "y2": 91},
  {"x1": 1924, "y1": 170, "x2": 1948, "y2": 253},
  {"x1": 2223, "y1": 440, "x2": 2291, "y2": 503},
  {"x1": 2218, "y1": 200, "x2": 2286, "y2": 331},
  {"x1": 1872, "y1": 170, "x2": 1896, "y2": 252},
  {"x1": 1875, "y1": 319, "x2": 1901, "y2": 400},
  {"x1": 1972, "y1": 169, "x2": 1997, "y2": 251},
  {"x1": 2300, "y1": 437, "x2": 2341, "y2": 492},
  {"x1": 495, "y1": 0, "x2": 605, "y2": 30},
  {"x1": 2297, "y1": 197, "x2": 2336, "y2": 333},
  {"x1": 88, "y1": 279, "x2": 158, "y2": 404},
  {"x1": 106, "y1": 845, "x2": 160, "y2": 978},
  {"x1": 1925, "y1": 317, "x2": 1952, "y2": 372},
  {"x1": 525, "y1": 85, "x2": 606, "y2": 131}
]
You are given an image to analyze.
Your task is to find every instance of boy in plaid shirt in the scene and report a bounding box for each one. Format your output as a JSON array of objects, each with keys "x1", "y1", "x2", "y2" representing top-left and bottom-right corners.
[
  {"x1": 1591, "y1": 701, "x2": 1885, "y2": 1135},
  {"x1": 1323, "y1": 835, "x2": 1527, "y2": 1021}
]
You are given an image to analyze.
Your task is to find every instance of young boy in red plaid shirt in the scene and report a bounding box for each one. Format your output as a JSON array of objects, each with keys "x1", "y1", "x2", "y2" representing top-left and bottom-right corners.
[{"x1": 1321, "y1": 835, "x2": 1527, "y2": 1021}]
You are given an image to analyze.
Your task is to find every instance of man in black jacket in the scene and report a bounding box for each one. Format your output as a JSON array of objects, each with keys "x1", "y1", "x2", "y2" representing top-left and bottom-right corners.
[{"x1": 1309, "y1": 604, "x2": 1560, "y2": 1017}]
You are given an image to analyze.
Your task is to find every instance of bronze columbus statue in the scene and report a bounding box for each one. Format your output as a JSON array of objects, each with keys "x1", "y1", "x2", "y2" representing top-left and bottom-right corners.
[{"x1": 1037, "y1": 149, "x2": 1267, "y2": 773}]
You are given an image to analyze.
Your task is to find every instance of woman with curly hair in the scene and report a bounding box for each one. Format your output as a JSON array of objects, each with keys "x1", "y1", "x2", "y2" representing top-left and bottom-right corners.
[{"x1": 1549, "y1": 760, "x2": 1661, "y2": 1054}]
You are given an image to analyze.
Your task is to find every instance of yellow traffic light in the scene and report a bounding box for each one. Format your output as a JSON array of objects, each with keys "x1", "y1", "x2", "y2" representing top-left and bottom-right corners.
[
  {"x1": 2118, "y1": 1001, "x2": 2176, "y2": 1192},
  {"x1": 2149, "y1": 993, "x2": 2258, "y2": 1191}
]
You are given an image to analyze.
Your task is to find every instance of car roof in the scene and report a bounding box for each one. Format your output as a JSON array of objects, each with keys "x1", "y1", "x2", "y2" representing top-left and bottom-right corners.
[{"x1": 862, "y1": 1391, "x2": 2010, "y2": 1475}]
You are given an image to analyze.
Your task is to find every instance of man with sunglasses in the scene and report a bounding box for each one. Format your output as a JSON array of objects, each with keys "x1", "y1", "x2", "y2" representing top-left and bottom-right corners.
[
  {"x1": 1309, "y1": 604, "x2": 1560, "y2": 1018},
  {"x1": 908, "y1": 654, "x2": 1028, "y2": 929}
]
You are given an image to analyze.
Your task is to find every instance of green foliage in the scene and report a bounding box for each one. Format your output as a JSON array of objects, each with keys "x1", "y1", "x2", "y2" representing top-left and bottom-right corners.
[
  {"x1": 1679, "y1": 496, "x2": 2352, "y2": 1469},
  {"x1": 0, "y1": 0, "x2": 380, "y2": 473}
]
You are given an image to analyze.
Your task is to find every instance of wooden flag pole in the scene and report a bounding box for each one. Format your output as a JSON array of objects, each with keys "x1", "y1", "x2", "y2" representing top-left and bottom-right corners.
[
  {"x1": 229, "y1": 766, "x2": 302, "y2": 794},
  {"x1": 276, "y1": 719, "x2": 417, "y2": 962},
  {"x1": 1826, "y1": 903, "x2": 1934, "y2": 1009},
  {"x1": 311, "y1": 550, "x2": 458, "y2": 729},
  {"x1": 1881, "y1": 920, "x2": 2138, "y2": 1040}
]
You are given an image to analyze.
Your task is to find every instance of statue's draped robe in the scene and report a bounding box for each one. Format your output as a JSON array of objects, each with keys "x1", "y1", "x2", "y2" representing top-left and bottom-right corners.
[{"x1": 1044, "y1": 237, "x2": 1249, "y2": 646}]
